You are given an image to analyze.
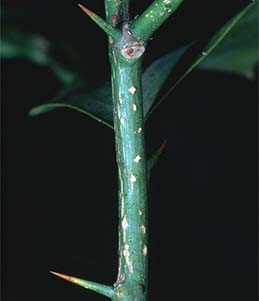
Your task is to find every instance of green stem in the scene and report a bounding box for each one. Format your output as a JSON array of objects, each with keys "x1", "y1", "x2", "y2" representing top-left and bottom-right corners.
[
  {"x1": 105, "y1": 2, "x2": 148, "y2": 299},
  {"x1": 61, "y1": 0, "x2": 185, "y2": 299},
  {"x1": 130, "y1": 0, "x2": 184, "y2": 41},
  {"x1": 110, "y1": 44, "x2": 148, "y2": 301},
  {"x1": 48, "y1": 0, "x2": 187, "y2": 299}
]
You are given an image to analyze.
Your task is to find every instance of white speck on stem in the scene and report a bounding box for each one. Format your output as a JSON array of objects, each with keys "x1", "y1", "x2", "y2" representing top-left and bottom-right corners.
[
  {"x1": 140, "y1": 225, "x2": 146, "y2": 234},
  {"x1": 123, "y1": 244, "x2": 130, "y2": 257},
  {"x1": 121, "y1": 195, "x2": 125, "y2": 216},
  {"x1": 123, "y1": 244, "x2": 134, "y2": 273},
  {"x1": 128, "y1": 86, "x2": 136, "y2": 95},
  {"x1": 137, "y1": 128, "x2": 142, "y2": 134},
  {"x1": 113, "y1": 50, "x2": 117, "y2": 65},
  {"x1": 202, "y1": 51, "x2": 207, "y2": 56},
  {"x1": 163, "y1": 0, "x2": 171, "y2": 4},
  {"x1": 119, "y1": 91, "x2": 123, "y2": 104},
  {"x1": 122, "y1": 216, "x2": 128, "y2": 230},
  {"x1": 134, "y1": 155, "x2": 141, "y2": 163},
  {"x1": 143, "y1": 245, "x2": 148, "y2": 256},
  {"x1": 120, "y1": 118, "x2": 125, "y2": 125},
  {"x1": 122, "y1": 216, "x2": 128, "y2": 242},
  {"x1": 130, "y1": 174, "x2": 137, "y2": 190},
  {"x1": 132, "y1": 104, "x2": 137, "y2": 111},
  {"x1": 139, "y1": 210, "x2": 143, "y2": 216}
]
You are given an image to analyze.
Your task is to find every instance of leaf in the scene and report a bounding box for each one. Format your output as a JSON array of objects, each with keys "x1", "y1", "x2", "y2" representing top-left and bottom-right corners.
[
  {"x1": 142, "y1": 46, "x2": 190, "y2": 117},
  {"x1": 29, "y1": 82, "x2": 114, "y2": 129},
  {"x1": 198, "y1": 2, "x2": 258, "y2": 79},
  {"x1": 1, "y1": 26, "x2": 77, "y2": 84},
  {"x1": 145, "y1": 1, "x2": 257, "y2": 119},
  {"x1": 29, "y1": 2, "x2": 257, "y2": 129},
  {"x1": 28, "y1": 47, "x2": 189, "y2": 128}
]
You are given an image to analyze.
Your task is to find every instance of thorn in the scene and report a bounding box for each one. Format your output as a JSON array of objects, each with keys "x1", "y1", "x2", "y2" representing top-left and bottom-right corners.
[
  {"x1": 78, "y1": 3, "x2": 120, "y2": 41},
  {"x1": 159, "y1": 140, "x2": 167, "y2": 153},
  {"x1": 147, "y1": 139, "x2": 167, "y2": 176},
  {"x1": 50, "y1": 270, "x2": 115, "y2": 298}
]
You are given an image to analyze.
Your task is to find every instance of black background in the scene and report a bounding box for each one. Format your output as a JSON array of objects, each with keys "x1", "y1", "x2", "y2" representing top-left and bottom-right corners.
[{"x1": 2, "y1": 1, "x2": 258, "y2": 300}]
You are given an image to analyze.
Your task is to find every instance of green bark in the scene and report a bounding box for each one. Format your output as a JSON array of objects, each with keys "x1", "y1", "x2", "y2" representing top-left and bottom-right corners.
[
  {"x1": 130, "y1": 0, "x2": 184, "y2": 41},
  {"x1": 110, "y1": 30, "x2": 148, "y2": 301},
  {"x1": 103, "y1": 2, "x2": 149, "y2": 300}
]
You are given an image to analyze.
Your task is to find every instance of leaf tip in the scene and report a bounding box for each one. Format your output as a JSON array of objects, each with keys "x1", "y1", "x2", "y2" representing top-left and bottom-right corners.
[
  {"x1": 28, "y1": 105, "x2": 51, "y2": 117},
  {"x1": 28, "y1": 107, "x2": 39, "y2": 117}
]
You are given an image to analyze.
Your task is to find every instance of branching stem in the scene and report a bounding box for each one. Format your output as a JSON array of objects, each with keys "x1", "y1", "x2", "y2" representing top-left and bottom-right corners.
[{"x1": 54, "y1": 1, "x2": 185, "y2": 300}]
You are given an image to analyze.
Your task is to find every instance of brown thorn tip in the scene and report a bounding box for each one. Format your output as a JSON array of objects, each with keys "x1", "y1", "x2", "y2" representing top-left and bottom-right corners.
[
  {"x1": 160, "y1": 140, "x2": 167, "y2": 151},
  {"x1": 50, "y1": 271, "x2": 79, "y2": 284},
  {"x1": 78, "y1": 3, "x2": 94, "y2": 18}
]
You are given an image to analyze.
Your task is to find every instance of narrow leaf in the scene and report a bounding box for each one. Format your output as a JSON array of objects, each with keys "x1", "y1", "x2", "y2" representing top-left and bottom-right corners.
[
  {"x1": 198, "y1": 1, "x2": 258, "y2": 78},
  {"x1": 29, "y1": 82, "x2": 114, "y2": 129},
  {"x1": 145, "y1": 1, "x2": 257, "y2": 119},
  {"x1": 142, "y1": 45, "x2": 190, "y2": 117},
  {"x1": 50, "y1": 271, "x2": 114, "y2": 298},
  {"x1": 28, "y1": 45, "x2": 187, "y2": 127},
  {"x1": 29, "y1": 44, "x2": 186, "y2": 127},
  {"x1": 30, "y1": 2, "x2": 256, "y2": 128}
]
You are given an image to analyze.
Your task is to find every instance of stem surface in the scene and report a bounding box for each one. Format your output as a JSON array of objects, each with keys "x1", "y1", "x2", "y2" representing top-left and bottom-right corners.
[
  {"x1": 130, "y1": 0, "x2": 184, "y2": 41},
  {"x1": 111, "y1": 51, "x2": 148, "y2": 301},
  {"x1": 104, "y1": 2, "x2": 148, "y2": 300}
]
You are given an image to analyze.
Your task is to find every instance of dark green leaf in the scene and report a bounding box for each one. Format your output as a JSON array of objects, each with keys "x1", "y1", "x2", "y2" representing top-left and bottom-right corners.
[
  {"x1": 142, "y1": 46, "x2": 189, "y2": 116},
  {"x1": 145, "y1": 1, "x2": 257, "y2": 119},
  {"x1": 28, "y1": 47, "x2": 189, "y2": 128},
  {"x1": 29, "y1": 82, "x2": 114, "y2": 129},
  {"x1": 29, "y1": 2, "x2": 257, "y2": 129},
  {"x1": 198, "y1": 2, "x2": 258, "y2": 78}
]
